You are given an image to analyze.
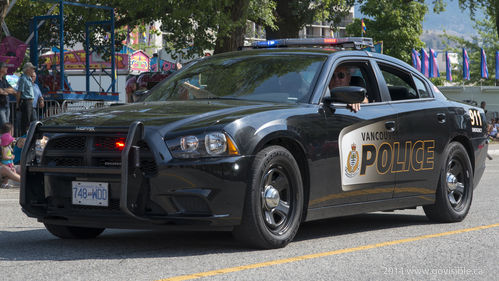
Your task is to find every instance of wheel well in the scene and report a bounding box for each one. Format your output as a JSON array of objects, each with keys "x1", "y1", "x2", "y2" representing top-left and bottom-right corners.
[
  {"x1": 450, "y1": 136, "x2": 474, "y2": 172},
  {"x1": 264, "y1": 138, "x2": 310, "y2": 221}
]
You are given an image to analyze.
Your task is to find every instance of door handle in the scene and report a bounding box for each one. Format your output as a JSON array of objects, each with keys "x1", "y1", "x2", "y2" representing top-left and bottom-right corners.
[
  {"x1": 437, "y1": 113, "x2": 446, "y2": 123},
  {"x1": 385, "y1": 121, "x2": 396, "y2": 132}
]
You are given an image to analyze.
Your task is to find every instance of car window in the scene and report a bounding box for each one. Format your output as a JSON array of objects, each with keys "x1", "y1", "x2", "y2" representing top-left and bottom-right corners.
[
  {"x1": 327, "y1": 61, "x2": 379, "y2": 103},
  {"x1": 143, "y1": 54, "x2": 327, "y2": 103},
  {"x1": 378, "y1": 64, "x2": 418, "y2": 101},
  {"x1": 413, "y1": 76, "x2": 431, "y2": 98}
]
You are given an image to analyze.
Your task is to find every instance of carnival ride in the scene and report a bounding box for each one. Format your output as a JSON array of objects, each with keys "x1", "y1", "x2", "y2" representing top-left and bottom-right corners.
[{"x1": 28, "y1": 0, "x2": 119, "y2": 101}]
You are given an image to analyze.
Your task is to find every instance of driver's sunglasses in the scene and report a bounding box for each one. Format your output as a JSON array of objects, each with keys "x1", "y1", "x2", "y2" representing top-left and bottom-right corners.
[{"x1": 333, "y1": 72, "x2": 347, "y2": 79}]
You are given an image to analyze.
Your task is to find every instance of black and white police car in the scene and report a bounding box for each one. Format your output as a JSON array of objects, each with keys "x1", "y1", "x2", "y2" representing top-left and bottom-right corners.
[{"x1": 21, "y1": 38, "x2": 487, "y2": 249}]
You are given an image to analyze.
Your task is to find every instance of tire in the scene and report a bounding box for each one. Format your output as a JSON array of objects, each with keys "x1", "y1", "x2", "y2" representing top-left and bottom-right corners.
[
  {"x1": 233, "y1": 145, "x2": 303, "y2": 249},
  {"x1": 44, "y1": 223, "x2": 105, "y2": 239},
  {"x1": 423, "y1": 142, "x2": 473, "y2": 222}
]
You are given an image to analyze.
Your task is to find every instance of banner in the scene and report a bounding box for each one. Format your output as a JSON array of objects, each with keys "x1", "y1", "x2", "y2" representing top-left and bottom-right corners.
[
  {"x1": 429, "y1": 49, "x2": 439, "y2": 78},
  {"x1": 446, "y1": 51, "x2": 452, "y2": 81},
  {"x1": 496, "y1": 51, "x2": 499, "y2": 80},
  {"x1": 411, "y1": 49, "x2": 421, "y2": 71},
  {"x1": 40, "y1": 50, "x2": 129, "y2": 70},
  {"x1": 421, "y1": 48, "x2": 429, "y2": 78},
  {"x1": 463, "y1": 48, "x2": 470, "y2": 80},
  {"x1": 480, "y1": 48, "x2": 488, "y2": 79}
]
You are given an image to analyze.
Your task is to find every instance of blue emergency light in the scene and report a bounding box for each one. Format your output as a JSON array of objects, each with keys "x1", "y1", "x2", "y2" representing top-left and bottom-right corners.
[{"x1": 251, "y1": 37, "x2": 374, "y2": 50}]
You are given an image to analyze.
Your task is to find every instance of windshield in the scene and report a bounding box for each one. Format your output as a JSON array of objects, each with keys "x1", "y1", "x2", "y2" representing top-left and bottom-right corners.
[{"x1": 143, "y1": 54, "x2": 326, "y2": 103}]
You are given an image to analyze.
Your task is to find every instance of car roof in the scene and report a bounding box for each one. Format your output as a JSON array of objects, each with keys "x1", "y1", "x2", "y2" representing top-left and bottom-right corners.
[{"x1": 206, "y1": 48, "x2": 413, "y2": 70}]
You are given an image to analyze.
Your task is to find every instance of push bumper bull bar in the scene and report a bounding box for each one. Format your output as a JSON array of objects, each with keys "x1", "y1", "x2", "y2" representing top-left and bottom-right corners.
[{"x1": 20, "y1": 120, "x2": 173, "y2": 224}]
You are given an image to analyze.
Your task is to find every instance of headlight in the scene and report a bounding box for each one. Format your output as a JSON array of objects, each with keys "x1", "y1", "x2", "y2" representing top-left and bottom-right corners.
[
  {"x1": 180, "y1": 135, "x2": 199, "y2": 152},
  {"x1": 167, "y1": 132, "x2": 239, "y2": 159},
  {"x1": 205, "y1": 132, "x2": 226, "y2": 155}
]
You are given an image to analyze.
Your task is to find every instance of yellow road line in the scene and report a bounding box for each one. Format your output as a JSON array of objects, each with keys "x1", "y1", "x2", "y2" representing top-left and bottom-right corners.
[{"x1": 157, "y1": 223, "x2": 499, "y2": 281}]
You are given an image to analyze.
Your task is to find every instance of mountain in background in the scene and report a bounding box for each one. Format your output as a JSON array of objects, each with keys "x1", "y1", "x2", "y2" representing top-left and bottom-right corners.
[{"x1": 355, "y1": 0, "x2": 483, "y2": 50}]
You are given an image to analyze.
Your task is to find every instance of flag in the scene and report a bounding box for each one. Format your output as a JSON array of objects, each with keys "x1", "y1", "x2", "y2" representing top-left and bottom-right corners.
[
  {"x1": 421, "y1": 48, "x2": 429, "y2": 78},
  {"x1": 480, "y1": 48, "x2": 488, "y2": 79},
  {"x1": 463, "y1": 48, "x2": 470, "y2": 80},
  {"x1": 446, "y1": 51, "x2": 452, "y2": 81},
  {"x1": 496, "y1": 51, "x2": 499, "y2": 80},
  {"x1": 361, "y1": 19, "x2": 366, "y2": 35},
  {"x1": 429, "y1": 49, "x2": 440, "y2": 78},
  {"x1": 411, "y1": 49, "x2": 421, "y2": 71}
]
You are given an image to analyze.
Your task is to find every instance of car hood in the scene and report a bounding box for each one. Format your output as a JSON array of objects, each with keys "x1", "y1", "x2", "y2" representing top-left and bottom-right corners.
[{"x1": 42, "y1": 100, "x2": 300, "y2": 132}]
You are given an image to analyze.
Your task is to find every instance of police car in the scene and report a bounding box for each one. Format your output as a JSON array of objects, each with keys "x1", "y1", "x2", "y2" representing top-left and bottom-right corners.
[{"x1": 20, "y1": 38, "x2": 487, "y2": 249}]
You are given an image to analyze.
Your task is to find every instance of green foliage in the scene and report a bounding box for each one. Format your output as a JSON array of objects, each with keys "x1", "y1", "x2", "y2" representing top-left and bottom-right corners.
[
  {"x1": 443, "y1": 15, "x2": 498, "y2": 85},
  {"x1": 4, "y1": 0, "x2": 276, "y2": 60},
  {"x1": 457, "y1": 0, "x2": 499, "y2": 37},
  {"x1": 265, "y1": 0, "x2": 354, "y2": 39},
  {"x1": 429, "y1": 76, "x2": 446, "y2": 86},
  {"x1": 346, "y1": 0, "x2": 427, "y2": 63}
]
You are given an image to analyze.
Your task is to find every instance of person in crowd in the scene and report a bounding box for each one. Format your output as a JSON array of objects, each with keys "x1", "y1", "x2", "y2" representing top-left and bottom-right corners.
[
  {"x1": 12, "y1": 133, "x2": 25, "y2": 165},
  {"x1": 488, "y1": 118, "x2": 497, "y2": 139},
  {"x1": 17, "y1": 62, "x2": 36, "y2": 133},
  {"x1": 30, "y1": 72, "x2": 44, "y2": 121},
  {"x1": 0, "y1": 61, "x2": 18, "y2": 127},
  {"x1": 329, "y1": 65, "x2": 368, "y2": 112},
  {"x1": 0, "y1": 123, "x2": 19, "y2": 188},
  {"x1": 482, "y1": 101, "x2": 493, "y2": 160},
  {"x1": 125, "y1": 75, "x2": 138, "y2": 103},
  {"x1": 480, "y1": 101, "x2": 487, "y2": 113}
]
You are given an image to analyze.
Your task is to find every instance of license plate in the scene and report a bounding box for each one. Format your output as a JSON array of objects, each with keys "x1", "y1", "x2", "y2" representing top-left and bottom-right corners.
[{"x1": 72, "y1": 181, "x2": 109, "y2": 207}]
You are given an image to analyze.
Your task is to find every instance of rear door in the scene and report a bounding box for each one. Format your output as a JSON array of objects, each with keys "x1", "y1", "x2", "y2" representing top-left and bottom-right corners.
[{"x1": 373, "y1": 60, "x2": 448, "y2": 199}]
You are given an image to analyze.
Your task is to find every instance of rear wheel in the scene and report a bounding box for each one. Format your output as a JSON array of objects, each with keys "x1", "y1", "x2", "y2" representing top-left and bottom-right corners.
[
  {"x1": 233, "y1": 146, "x2": 303, "y2": 249},
  {"x1": 44, "y1": 223, "x2": 105, "y2": 239},
  {"x1": 424, "y1": 142, "x2": 473, "y2": 222}
]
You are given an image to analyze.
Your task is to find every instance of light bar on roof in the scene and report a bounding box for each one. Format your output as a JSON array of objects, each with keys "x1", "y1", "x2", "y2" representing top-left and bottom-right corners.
[{"x1": 252, "y1": 37, "x2": 374, "y2": 50}]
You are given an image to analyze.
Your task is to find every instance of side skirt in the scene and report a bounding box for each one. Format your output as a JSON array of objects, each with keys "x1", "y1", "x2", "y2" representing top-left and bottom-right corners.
[{"x1": 305, "y1": 195, "x2": 435, "y2": 222}]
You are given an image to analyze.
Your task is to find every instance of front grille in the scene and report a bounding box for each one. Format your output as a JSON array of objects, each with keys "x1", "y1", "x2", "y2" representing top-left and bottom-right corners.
[
  {"x1": 95, "y1": 158, "x2": 122, "y2": 167},
  {"x1": 47, "y1": 136, "x2": 85, "y2": 151},
  {"x1": 94, "y1": 136, "x2": 126, "y2": 151},
  {"x1": 54, "y1": 157, "x2": 83, "y2": 166},
  {"x1": 71, "y1": 199, "x2": 121, "y2": 211},
  {"x1": 42, "y1": 134, "x2": 158, "y2": 175}
]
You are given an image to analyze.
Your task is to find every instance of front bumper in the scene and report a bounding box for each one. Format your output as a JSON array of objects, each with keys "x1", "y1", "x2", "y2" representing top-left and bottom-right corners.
[{"x1": 20, "y1": 121, "x2": 251, "y2": 230}]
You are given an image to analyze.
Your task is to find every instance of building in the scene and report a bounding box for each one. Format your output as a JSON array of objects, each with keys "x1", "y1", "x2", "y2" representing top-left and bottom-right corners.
[{"x1": 245, "y1": 6, "x2": 355, "y2": 45}]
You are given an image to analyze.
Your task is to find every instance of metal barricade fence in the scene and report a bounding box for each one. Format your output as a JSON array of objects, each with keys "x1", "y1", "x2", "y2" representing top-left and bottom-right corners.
[{"x1": 9, "y1": 100, "x2": 111, "y2": 137}]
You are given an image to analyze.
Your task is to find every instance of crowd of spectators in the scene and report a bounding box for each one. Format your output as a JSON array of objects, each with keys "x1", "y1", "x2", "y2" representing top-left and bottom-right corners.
[{"x1": 0, "y1": 61, "x2": 44, "y2": 188}]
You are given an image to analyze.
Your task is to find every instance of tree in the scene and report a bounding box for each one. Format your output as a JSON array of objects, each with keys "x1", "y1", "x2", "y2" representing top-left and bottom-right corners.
[
  {"x1": 443, "y1": 15, "x2": 499, "y2": 85},
  {"x1": 4, "y1": 0, "x2": 276, "y2": 60},
  {"x1": 345, "y1": 0, "x2": 427, "y2": 63},
  {"x1": 457, "y1": 0, "x2": 499, "y2": 38},
  {"x1": 112, "y1": 0, "x2": 275, "y2": 57},
  {"x1": 264, "y1": 0, "x2": 354, "y2": 39}
]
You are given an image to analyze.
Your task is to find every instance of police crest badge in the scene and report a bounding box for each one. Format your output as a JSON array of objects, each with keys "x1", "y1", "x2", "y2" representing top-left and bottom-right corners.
[{"x1": 345, "y1": 143, "x2": 360, "y2": 178}]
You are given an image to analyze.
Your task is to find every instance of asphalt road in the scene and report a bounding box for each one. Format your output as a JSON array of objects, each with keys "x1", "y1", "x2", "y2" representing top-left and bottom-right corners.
[{"x1": 1, "y1": 157, "x2": 498, "y2": 281}]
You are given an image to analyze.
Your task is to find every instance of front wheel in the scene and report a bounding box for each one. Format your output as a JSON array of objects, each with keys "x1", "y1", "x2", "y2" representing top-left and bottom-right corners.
[
  {"x1": 233, "y1": 146, "x2": 303, "y2": 249},
  {"x1": 424, "y1": 142, "x2": 473, "y2": 222},
  {"x1": 44, "y1": 223, "x2": 105, "y2": 239}
]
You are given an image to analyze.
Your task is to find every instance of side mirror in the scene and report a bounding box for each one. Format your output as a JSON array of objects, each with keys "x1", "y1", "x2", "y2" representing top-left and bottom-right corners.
[{"x1": 323, "y1": 86, "x2": 366, "y2": 105}]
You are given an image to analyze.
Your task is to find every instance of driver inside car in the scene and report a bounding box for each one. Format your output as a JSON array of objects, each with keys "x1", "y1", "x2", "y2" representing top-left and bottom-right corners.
[{"x1": 329, "y1": 65, "x2": 368, "y2": 112}]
